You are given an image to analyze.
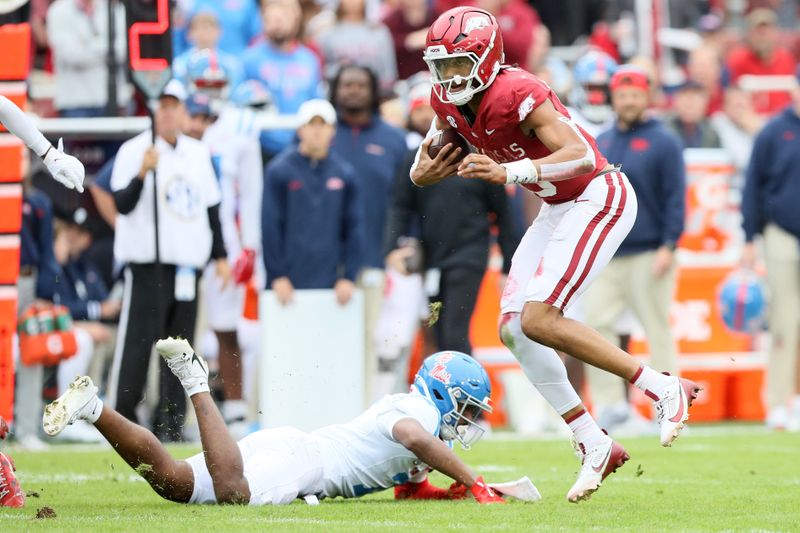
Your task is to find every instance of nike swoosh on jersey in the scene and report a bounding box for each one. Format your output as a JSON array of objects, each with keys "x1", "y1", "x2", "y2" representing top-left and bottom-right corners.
[{"x1": 485, "y1": 129, "x2": 496, "y2": 135}]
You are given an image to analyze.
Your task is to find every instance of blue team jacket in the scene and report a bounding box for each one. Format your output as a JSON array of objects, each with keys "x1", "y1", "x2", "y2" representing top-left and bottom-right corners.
[
  {"x1": 596, "y1": 118, "x2": 686, "y2": 256},
  {"x1": 262, "y1": 146, "x2": 365, "y2": 288},
  {"x1": 21, "y1": 189, "x2": 60, "y2": 299},
  {"x1": 742, "y1": 107, "x2": 800, "y2": 241},
  {"x1": 39, "y1": 256, "x2": 109, "y2": 321},
  {"x1": 331, "y1": 116, "x2": 407, "y2": 269}
]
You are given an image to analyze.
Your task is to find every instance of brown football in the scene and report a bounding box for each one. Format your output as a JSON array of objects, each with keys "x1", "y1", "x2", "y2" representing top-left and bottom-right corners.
[{"x1": 427, "y1": 129, "x2": 470, "y2": 163}]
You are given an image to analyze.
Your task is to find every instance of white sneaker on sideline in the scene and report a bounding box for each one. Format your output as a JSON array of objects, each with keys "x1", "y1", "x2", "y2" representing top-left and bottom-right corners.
[
  {"x1": 766, "y1": 406, "x2": 789, "y2": 431},
  {"x1": 155, "y1": 337, "x2": 209, "y2": 395},
  {"x1": 15, "y1": 434, "x2": 49, "y2": 451},
  {"x1": 43, "y1": 376, "x2": 99, "y2": 436},
  {"x1": 611, "y1": 407, "x2": 659, "y2": 438}
]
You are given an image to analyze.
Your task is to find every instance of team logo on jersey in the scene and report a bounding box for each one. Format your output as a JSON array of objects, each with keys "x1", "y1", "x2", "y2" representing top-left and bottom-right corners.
[
  {"x1": 365, "y1": 143, "x2": 385, "y2": 156},
  {"x1": 446, "y1": 115, "x2": 457, "y2": 128},
  {"x1": 165, "y1": 175, "x2": 202, "y2": 220},
  {"x1": 630, "y1": 138, "x2": 650, "y2": 151},
  {"x1": 464, "y1": 14, "x2": 490, "y2": 35},
  {"x1": 517, "y1": 94, "x2": 536, "y2": 122},
  {"x1": 326, "y1": 177, "x2": 345, "y2": 190}
]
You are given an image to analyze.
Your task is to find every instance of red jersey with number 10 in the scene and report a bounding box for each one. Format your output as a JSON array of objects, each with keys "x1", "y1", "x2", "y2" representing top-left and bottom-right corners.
[{"x1": 430, "y1": 67, "x2": 608, "y2": 203}]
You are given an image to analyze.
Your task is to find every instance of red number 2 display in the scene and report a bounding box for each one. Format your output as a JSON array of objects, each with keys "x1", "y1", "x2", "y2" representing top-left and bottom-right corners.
[
  {"x1": 125, "y1": 0, "x2": 173, "y2": 99},
  {"x1": 128, "y1": 0, "x2": 170, "y2": 71}
]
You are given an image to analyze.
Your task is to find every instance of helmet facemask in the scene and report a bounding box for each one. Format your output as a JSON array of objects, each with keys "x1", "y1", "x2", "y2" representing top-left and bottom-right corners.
[
  {"x1": 579, "y1": 84, "x2": 613, "y2": 123},
  {"x1": 438, "y1": 387, "x2": 492, "y2": 449},
  {"x1": 191, "y1": 72, "x2": 229, "y2": 104},
  {"x1": 424, "y1": 29, "x2": 501, "y2": 106}
]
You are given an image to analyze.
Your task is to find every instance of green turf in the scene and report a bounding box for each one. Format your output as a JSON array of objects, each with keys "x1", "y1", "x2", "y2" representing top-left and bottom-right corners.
[{"x1": 1, "y1": 428, "x2": 798, "y2": 532}]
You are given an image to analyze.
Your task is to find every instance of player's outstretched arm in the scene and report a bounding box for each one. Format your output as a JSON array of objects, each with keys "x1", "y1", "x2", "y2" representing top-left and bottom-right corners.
[
  {"x1": 0, "y1": 95, "x2": 85, "y2": 192},
  {"x1": 392, "y1": 418, "x2": 504, "y2": 503},
  {"x1": 410, "y1": 117, "x2": 462, "y2": 187}
]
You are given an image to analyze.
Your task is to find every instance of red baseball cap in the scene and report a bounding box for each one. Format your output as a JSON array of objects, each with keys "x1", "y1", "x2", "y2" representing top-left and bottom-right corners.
[
  {"x1": 407, "y1": 82, "x2": 432, "y2": 113},
  {"x1": 610, "y1": 66, "x2": 650, "y2": 92}
]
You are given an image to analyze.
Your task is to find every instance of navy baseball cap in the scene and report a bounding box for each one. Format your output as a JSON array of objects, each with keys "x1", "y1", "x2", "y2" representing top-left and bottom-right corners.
[{"x1": 186, "y1": 93, "x2": 212, "y2": 117}]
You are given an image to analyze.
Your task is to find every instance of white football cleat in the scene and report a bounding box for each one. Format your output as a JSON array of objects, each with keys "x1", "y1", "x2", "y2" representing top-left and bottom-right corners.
[
  {"x1": 156, "y1": 337, "x2": 209, "y2": 395},
  {"x1": 567, "y1": 435, "x2": 629, "y2": 503},
  {"x1": 765, "y1": 406, "x2": 789, "y2": 431},
  {"x1": 654, "y1": 375, "x2": 701, "y2": 447},
  {"x1": 43, "y1": 376, "x2": 99, "y2": 436}
]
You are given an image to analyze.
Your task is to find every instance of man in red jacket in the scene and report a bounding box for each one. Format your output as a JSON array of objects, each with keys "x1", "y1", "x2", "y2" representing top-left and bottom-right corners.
[{"x1": 725, "y1": 8, "x2": 796, "y2": 115}]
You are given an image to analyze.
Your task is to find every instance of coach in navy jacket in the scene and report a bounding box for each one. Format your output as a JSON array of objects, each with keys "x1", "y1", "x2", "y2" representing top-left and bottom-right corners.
[
  {"x1": 262, "y1": 99, "x2": 364, "y2": 304},
  {"x1": 596, "y1": 121, "x2": 685, "y2": 256},
  {"x1": 585, "y1": 66, "x2": 686, "y2": 426},
  {"x1": 740, "y1": 91, "x2": 800, "y2": 426}
]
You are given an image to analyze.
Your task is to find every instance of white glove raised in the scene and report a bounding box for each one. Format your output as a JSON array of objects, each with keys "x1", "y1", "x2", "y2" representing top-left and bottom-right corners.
[{"x1": 43, "y1": 138, "x2": 85, "y2": 193}]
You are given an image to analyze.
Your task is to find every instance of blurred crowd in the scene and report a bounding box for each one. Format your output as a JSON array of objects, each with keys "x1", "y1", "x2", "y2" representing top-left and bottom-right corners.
[{"x1": 3, "y1": 0, "x2": 800, "y2": 447}]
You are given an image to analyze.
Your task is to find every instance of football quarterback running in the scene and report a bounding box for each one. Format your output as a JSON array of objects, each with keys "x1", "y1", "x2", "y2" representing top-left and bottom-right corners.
[
  {"x1": 411, "y1": 7, "x2": 700, "y2": 502},
  {"x1": 43, "y1": 340, "x2": 514, "y2": 505}
]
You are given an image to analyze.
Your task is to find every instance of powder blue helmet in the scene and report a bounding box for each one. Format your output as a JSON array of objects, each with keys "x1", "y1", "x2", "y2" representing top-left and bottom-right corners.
[
  {"x1": 412, "y1": 351, "x2": 492, "y2": 448},
  {"x1": 719, "y1": 270, "x2": 766, "y2": 333},
  {"x1": 185, "y1": 48, "x2": 233, "y2": 100},
  {"x1": 570, "y1": 49, "x2": 618, "y2": 124}
]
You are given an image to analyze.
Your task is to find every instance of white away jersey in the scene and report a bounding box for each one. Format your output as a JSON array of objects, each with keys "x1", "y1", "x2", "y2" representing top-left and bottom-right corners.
[
  {"x1": 311, "y1": 393, "x2": 441, "y2": 498},
  {"x1": 202, "y1": 109, "x2": 263, "y2": 257}
]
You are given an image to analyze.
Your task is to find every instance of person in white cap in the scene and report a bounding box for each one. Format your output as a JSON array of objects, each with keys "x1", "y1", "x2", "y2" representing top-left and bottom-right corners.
[{"x1": 262, "y1": 98, "x2": 364, "y2": 306}]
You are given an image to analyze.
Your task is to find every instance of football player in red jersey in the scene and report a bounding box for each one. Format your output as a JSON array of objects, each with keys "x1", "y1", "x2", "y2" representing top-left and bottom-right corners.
[{"x1": 411, "y1": 7, "x2": 701, "y2": 502}]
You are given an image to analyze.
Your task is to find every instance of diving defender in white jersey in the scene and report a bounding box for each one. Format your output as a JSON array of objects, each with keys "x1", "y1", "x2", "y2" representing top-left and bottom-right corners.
[
  {"x1": 0, "y1": 94, "x2": 84, "y2": 191},
  {"x1": 43, "y1": 340, "x2": 508, "y2": 505}
]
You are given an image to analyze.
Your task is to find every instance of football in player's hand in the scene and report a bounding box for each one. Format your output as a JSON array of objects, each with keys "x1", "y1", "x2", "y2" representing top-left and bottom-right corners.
[{"x1": 427, "y1": 129, "x2": 469, "y2": 163}]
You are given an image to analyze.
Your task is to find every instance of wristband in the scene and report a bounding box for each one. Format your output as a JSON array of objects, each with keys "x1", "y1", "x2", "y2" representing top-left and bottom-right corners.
[{"x1": 502, "y1": 159, "x2": 538, "y2": 185}]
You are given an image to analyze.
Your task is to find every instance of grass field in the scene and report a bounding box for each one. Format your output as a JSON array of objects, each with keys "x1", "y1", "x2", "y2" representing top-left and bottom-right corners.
[{"x1": 1, "y1": 427, "x2": 798, "y2": 532}]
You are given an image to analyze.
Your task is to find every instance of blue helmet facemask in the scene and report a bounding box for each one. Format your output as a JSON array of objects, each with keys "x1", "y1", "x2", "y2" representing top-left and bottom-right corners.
[{"x1": 412, "y1": 351, "x2": 492, "y2": 449}]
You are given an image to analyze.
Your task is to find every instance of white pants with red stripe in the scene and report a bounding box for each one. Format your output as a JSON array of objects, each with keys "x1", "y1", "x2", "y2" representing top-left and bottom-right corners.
[
  {"x1": 498, "y1": 171, "x2": 637, "y2": 416},
  {"x1": 502, "y1": 171, "x2": 637, "y2": 314}
]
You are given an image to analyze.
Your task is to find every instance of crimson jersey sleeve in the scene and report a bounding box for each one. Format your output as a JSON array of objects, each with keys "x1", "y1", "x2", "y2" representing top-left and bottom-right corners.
[{"x1": 482, "y1": 69, "x2": 566, "y2": 130}]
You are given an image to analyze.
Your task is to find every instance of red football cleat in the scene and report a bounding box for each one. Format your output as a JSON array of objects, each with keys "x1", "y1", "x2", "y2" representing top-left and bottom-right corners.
[{"x1": 0, "y1": 452, "x2": 25, "y2": 508}]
